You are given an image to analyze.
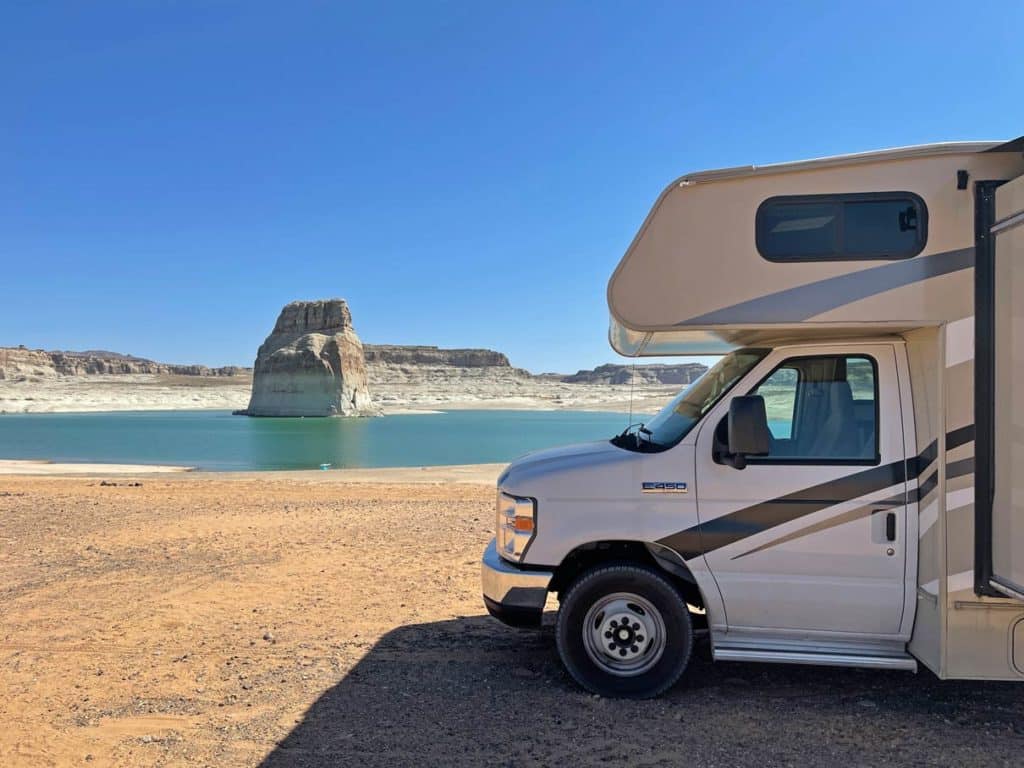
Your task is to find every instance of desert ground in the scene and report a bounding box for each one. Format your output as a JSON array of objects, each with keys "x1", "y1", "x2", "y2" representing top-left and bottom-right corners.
[{"x1": 2, "y1": 470, "x2": 1022, "y2": 768}]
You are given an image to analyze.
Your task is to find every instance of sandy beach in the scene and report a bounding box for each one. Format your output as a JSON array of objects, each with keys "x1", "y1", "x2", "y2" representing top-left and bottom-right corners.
[
  {"x1": 1, "y1": 468, "x2": 1022, "y2": 767},
  {"x1": 0, "y1": 460, "x2": 193, "y2": 475}
]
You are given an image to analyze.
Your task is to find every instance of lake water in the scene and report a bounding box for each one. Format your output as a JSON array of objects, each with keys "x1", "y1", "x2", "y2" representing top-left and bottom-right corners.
[{"x1": 0, "y1": 410, "x2": 635, "y2": 471}]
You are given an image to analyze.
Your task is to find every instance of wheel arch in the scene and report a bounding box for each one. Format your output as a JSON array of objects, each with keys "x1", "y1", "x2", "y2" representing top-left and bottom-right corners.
[{"x1": 549, "y1": 540, "x2": 706, "y2": 614}]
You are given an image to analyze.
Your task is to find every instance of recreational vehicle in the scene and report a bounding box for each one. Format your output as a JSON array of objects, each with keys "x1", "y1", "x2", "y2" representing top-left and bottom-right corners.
[{"x1": 482, "y1": 138, "x2": 1024, "y2": 697}]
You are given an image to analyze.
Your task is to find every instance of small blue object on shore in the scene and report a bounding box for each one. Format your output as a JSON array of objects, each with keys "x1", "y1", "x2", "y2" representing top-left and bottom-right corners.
[{"x1": 319, "y1": 463, "x2": 331, "y2": 470}]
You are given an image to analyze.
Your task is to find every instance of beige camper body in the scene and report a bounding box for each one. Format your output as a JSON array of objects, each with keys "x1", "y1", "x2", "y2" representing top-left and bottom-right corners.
[
  {"x1": 482, "y1": 140, "x2": 1024, "y2": 698},
  {"x1": 607, "y1": 139, "x2": 1024, "y2": 680}
]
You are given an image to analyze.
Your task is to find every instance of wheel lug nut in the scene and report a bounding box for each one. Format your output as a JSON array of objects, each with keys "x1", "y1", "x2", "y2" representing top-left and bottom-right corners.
[
  {"x1": 632, "y1": 623, "x2": 640, "y2": 631},
  {"x1": 608, "y1": 643, "x2": 615, "y2": 651},
  {"x1": 631, "y1": 645, "x2": 639, "y2": 653},
  {"x1": 618, "y1": 649, "x2": 627, "y2": 656},
  {"x1": 604, "y1": 631, "x2": 612, "y2": 639},
  {"x1": 636, "y1": 635, "x2": 644, "y2": 642}
]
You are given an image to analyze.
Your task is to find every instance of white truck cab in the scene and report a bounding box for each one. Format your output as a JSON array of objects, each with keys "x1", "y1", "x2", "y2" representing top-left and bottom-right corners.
[{"x1": 482, "y1": 138, "x2": 1024, "y2": 697}]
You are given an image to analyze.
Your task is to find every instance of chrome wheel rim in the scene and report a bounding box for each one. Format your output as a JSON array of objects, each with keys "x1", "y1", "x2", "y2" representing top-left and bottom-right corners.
[{"x1": 581, "y1": 592, "x2": 666, "y2": 677}]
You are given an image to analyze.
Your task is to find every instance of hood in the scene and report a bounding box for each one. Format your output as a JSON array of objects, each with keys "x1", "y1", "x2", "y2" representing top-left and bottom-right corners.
[{"x1": 498, "y1": 439, "x2": 641, "y2": 494}]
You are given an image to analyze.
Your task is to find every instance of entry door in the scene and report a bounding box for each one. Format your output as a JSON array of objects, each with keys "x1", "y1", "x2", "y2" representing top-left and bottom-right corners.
[
  {"x1": 694, "y1": 345, "x2": 908, "y2": 635},
  {"x1": 990, "y1": 173, "x2": 1024, "y2": 600}
]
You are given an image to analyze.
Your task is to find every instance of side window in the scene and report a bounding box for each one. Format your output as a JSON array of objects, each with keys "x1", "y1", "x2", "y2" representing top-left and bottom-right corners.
[
  {"x1": 757, "y1": 367, "x2": 798, "y2": 439},
  {"x1": 750, "y1": 354, "x2": 878, "y2": 463},
  {"x1": 756, "y1": 192, "x2": 927, "y2": 262}
]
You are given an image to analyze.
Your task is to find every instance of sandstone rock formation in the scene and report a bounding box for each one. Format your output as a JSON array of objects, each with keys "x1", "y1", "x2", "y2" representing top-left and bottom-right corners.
[
  {"x1": 1, "y1": 338, "x2": 711, "y2": 415},
  {"x1": 363, "y1": 345, "x2": 531, "y2": 389},
  {"x1": 241, "y1": 299, "x2": 376, "y2": 417},
  {"x1": 363, "y1": 345, "x2": 512, "y2": 368},
  {"x1": 0, "y1": 346, "x2": 244, "y2": 380},
  {"x1": 561, "y1": 362, "x2": 707, "y2": 386}
]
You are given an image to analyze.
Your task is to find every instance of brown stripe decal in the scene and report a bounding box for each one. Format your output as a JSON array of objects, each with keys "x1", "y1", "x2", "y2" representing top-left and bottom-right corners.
[
  {"x1": 658, "y1": 460, "x2": 908, "y2": 559},
  {"x1": 660, "y1": 428, "x2": 969, "y2": 561},
  {"x1": 729, "y1": 494, "x2": 905, "y2": 561}
]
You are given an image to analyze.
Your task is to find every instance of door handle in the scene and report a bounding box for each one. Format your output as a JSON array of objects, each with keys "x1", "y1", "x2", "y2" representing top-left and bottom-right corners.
[{"x1": 885, "y1": 512, "x2": 896, "y2": 542}]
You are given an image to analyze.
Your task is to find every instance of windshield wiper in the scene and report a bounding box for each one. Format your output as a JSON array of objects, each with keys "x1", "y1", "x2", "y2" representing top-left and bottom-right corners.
[
  {"x1": 615, "y1": 423, "x2": 656, "y2": 448},
  {"x1": 617, "y1": 422, "x2": 644, "y2": 439}
]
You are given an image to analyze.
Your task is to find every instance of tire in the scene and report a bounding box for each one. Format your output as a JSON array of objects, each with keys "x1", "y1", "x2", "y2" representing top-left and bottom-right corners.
[{"x1": 556, "y1": 563, "x2": 692, "y2": 698}]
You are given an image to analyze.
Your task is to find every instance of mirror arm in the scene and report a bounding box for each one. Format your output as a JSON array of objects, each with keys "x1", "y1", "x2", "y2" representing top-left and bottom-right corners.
[{"x1": 713, "y1": 446, "x2": 748, "y2": 470}]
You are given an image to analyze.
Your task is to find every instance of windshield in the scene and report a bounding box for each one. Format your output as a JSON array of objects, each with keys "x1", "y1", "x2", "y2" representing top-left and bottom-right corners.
[{"x1": 615, "y1": 348, "x2": 769, "y2": 452}]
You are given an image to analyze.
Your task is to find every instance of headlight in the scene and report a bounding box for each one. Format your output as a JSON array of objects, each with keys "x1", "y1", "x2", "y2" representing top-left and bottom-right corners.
[{"x1": 496, "y1": 490, "x2": 536, "y2": 562}]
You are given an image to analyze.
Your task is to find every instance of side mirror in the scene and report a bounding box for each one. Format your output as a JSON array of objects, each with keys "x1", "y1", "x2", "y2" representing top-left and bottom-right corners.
[{"x1": 725, "y1": 396, "x2": 771, "y2": 469}]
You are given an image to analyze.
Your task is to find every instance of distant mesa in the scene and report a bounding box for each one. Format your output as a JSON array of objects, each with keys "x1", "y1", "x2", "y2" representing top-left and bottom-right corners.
[
  {"x1": 561, "y1": 362, "x2": 706, "y2": 386},
  {"x1": 238, "y1": 299, "x2": 378, "y2": 418},
  {"x1": 0, "y1": 346, "x2": 245, "y2": 379},
  {"x1": 363, "y1": 345, "x2": 511, "y2": 369}
]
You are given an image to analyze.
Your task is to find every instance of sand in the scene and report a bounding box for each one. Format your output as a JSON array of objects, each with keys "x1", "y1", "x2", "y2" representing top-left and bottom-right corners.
[
  {"x1": 1, "y1": 472, "x2": 1021, "y2": 767},
  {"x1": 0, "y1": 461, "x2": 193, "y2": 475}
]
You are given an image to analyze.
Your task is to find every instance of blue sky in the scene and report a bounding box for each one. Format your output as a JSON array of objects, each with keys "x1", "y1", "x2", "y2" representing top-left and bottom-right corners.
[{"x1": 3, "y1": 3, "x2": 1022, "y2": 373}]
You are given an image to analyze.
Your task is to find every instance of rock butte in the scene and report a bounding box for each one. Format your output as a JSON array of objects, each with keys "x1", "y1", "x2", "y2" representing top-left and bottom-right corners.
[{"x1": 240, "y1": 299, "x2": 377, "y2": 418}]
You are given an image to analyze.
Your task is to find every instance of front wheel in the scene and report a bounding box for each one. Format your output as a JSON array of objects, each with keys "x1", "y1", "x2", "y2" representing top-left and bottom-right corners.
[{"x1": 556, "y1": 563, "x2": 692, "y2": 698}]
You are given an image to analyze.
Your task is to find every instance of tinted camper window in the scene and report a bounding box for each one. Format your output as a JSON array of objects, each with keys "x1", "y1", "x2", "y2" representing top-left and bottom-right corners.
[{"x1": 757, "y1": 192, "x2": 927, "y2": 262}]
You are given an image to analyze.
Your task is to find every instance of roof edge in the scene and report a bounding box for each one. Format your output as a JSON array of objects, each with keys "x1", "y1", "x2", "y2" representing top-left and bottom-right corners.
[{"x1": 678, "y1": 141, "x2": 1007, "y2": 185}]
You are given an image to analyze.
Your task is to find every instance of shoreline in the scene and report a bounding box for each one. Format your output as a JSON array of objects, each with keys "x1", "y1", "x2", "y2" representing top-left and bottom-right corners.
[
  {"x1": 0, "y1": 373, "x2": 676, "y2": 416},
  {"x1": 0, "y1": 401, "x2": 650, "y2": 416},
  {"x1": 0, "y1": 459, "x2": 194, "y2": 475},
  {"x1": 0, "y1": 459, "x2": 505, "y2": 483},
  {"x1": 0, "y1": 399, "x2": 647, "y2": 417}
]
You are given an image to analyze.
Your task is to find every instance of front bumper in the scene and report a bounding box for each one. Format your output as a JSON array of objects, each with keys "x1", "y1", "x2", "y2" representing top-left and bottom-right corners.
[{"x1": 481, "y1": 538, "x2": 553, "y2": 628}]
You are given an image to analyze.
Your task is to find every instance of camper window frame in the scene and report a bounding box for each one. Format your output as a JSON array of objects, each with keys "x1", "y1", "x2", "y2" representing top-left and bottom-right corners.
[
  {"x1": 741, "y1": 353, "x2": 882, "y2": 467},
  {"x1": 755, "y1": 191, "x2": 928, "y2": 263}
]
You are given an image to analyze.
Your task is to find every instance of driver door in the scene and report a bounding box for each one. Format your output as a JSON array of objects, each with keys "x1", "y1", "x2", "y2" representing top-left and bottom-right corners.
[{"x1": 694, "y1": 345, "x2": 908, "y2": 635}]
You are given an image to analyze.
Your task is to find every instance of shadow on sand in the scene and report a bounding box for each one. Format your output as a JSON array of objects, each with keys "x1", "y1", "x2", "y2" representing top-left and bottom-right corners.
[{"x1": 260, "y1": 614, "x2": 1024, "y2": 767}]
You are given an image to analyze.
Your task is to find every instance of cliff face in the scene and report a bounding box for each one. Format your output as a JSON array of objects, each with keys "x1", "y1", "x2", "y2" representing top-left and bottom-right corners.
[
  {"x1": 242, "y1": 299, "x2": 376, "y2": 417},
  {"x1": 362, "y1": 345, "x2": 530, "y2": 389},
  {"x1": 0, "y1": 347, "x2": 244, "y2": 380},
  {"x1": 363, "y1": 345, "x2": 510, "y2": 368},
  {"x1": 561, "y1": 362, "x2": 707, "y2": 386}
]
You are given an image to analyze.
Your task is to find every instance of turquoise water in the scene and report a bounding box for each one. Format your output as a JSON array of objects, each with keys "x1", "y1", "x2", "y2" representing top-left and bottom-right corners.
[{"x1": 0, "y1": 410, "x2": 633, "y2": 471}]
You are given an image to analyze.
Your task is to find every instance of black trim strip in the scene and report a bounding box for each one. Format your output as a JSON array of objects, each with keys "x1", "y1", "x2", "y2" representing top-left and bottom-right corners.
[
  {"x1": 974, "y1": 180, "x2": 1004, "y2": 597},
  {"x1": 916, "y1": 470, "x2": 939, "y2": 503},
  {"x1": 909, "y1": 439, "x2": 938, "y2": 477},
  {"x1": 947, "y1": 457, "x2": 975, "y2": 481},
  {"x1": 945, "y1": 424, "x2": 976, "y2": 451}
]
